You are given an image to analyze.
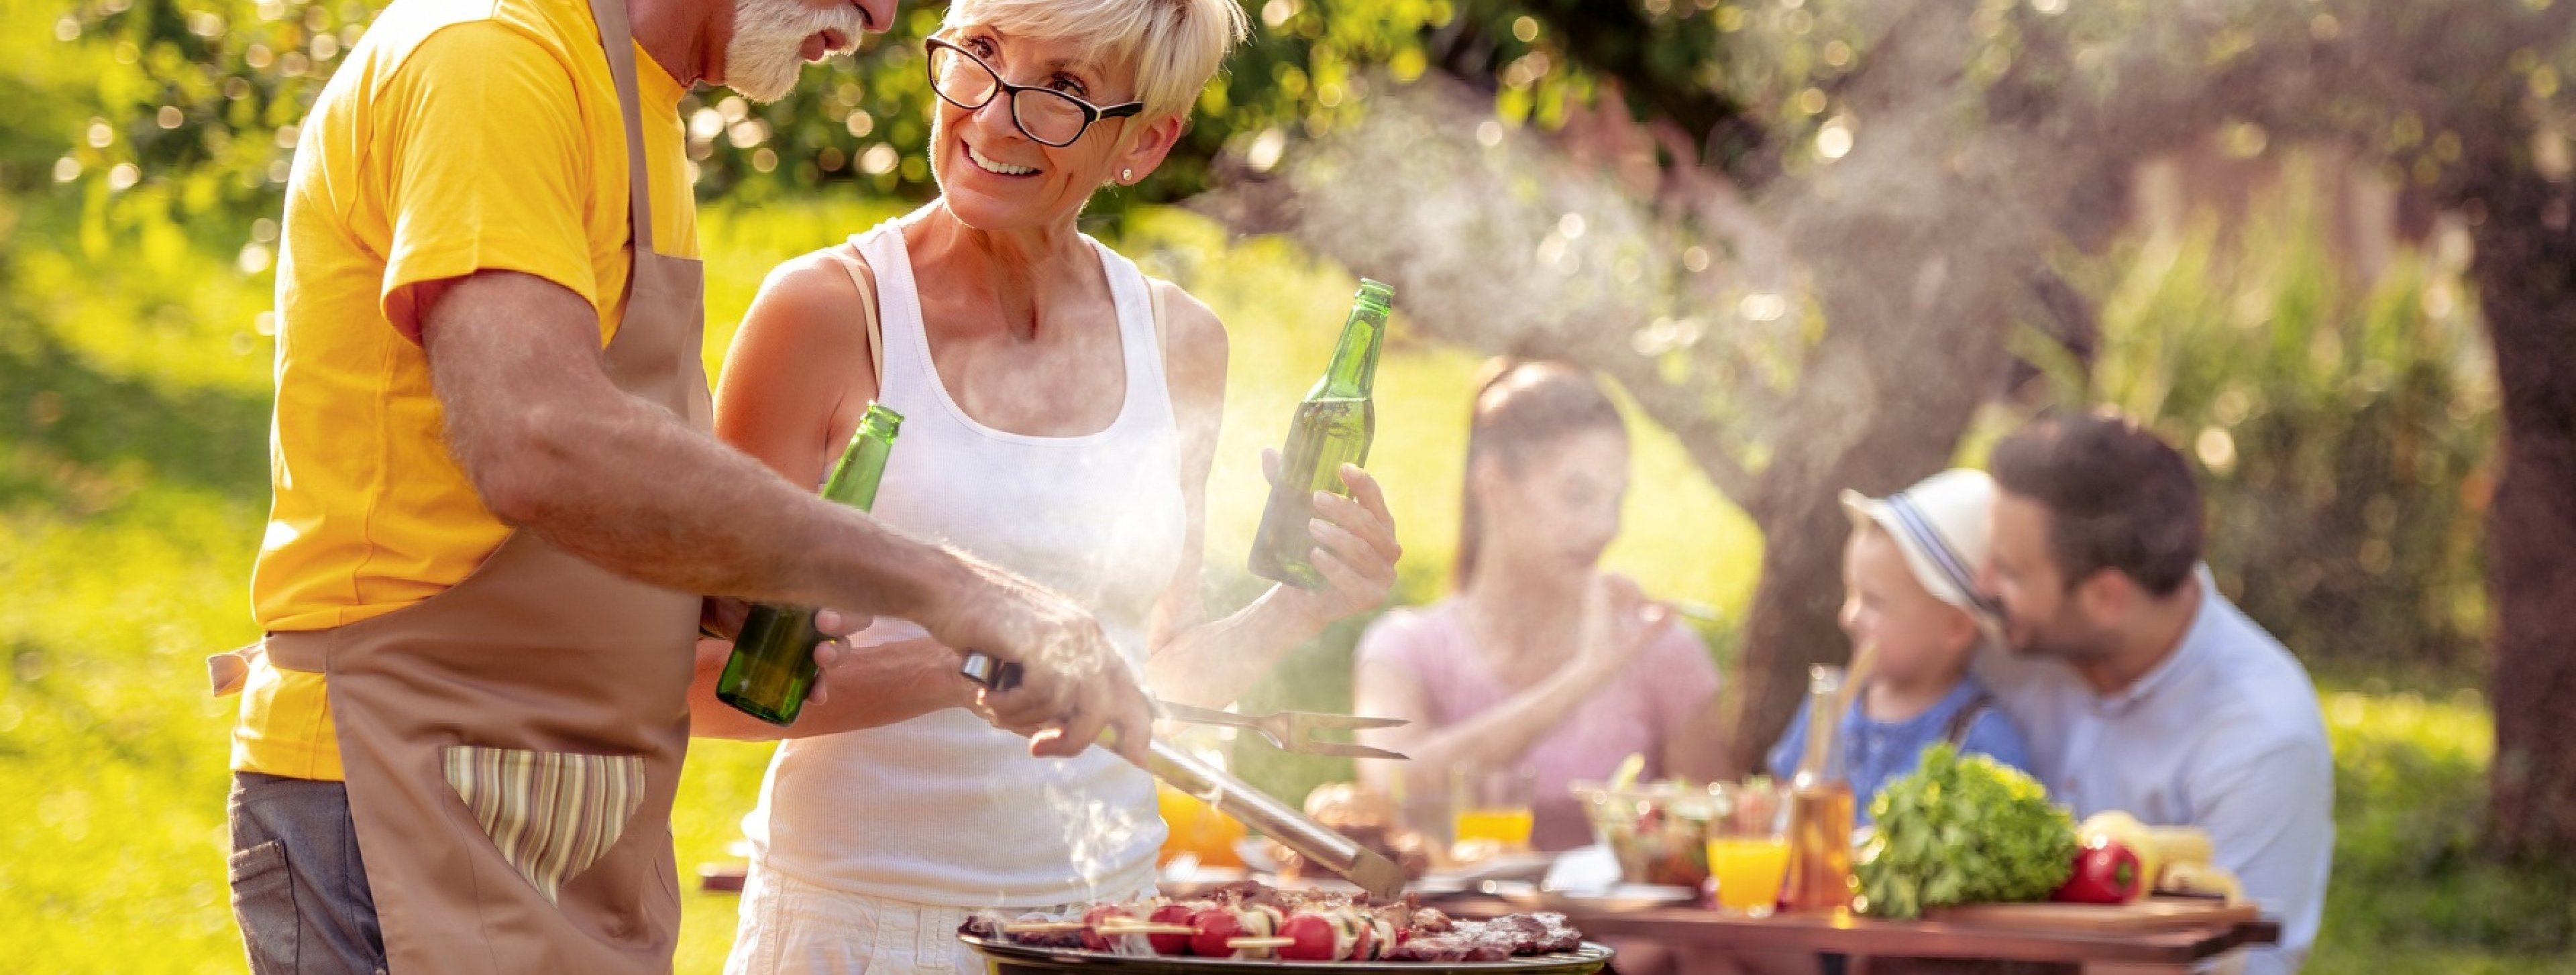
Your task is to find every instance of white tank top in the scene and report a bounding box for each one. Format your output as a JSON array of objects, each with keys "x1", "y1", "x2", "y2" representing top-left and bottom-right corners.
[{"x1": 745, "y1": 217, "x2": 1187, "y2": 908}]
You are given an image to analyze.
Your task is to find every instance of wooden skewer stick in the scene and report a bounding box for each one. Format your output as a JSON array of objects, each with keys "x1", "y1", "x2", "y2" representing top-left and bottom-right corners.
[
  {"x1": 1000, "y1": 921, "x2": 1090, "y2": 933},
  {"x1": 1225, "y1": 937, "x2": 1296, "y2": 949},
  {"x1": 1093, "y1": 923, "x2": 1197, "y2": 935}
]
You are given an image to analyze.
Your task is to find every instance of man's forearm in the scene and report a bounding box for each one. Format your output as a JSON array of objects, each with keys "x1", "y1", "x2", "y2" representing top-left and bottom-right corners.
[{"x1": 508, "y1": 395, "x2": 971, "y2": 617}]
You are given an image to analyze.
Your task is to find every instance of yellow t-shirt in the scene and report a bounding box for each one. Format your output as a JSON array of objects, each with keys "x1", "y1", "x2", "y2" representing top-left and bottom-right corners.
[{"x1": 234, "y1": 0, "x2": 698, "y2": 781}]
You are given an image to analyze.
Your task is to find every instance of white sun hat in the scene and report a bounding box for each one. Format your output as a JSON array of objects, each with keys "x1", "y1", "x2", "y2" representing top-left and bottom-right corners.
[{"x1": 1839, "y1": 468, "x2": 2002, "y2": 620}]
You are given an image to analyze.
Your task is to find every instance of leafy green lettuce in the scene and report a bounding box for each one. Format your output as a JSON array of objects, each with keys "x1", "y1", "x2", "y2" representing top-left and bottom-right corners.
[{"x1": 1855, "y1": 744, "x2": 2078, "y2": 919}]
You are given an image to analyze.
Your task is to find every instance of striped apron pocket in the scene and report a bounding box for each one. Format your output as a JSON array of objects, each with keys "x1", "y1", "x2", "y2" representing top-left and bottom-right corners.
[{"x1": 441, "y1": 745, "x2": 647, "y2": 905}]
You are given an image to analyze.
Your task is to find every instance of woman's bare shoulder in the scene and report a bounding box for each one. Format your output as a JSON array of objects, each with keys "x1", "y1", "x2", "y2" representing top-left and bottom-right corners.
[
  {"x1": 727, "y1": 245, "x2": 879, "y2": 373},
  {"x1": 718, "y1": 244, "x2": 879, "y2": 426},
  {"x1": 1149, "y1": 278, "x2": 1228, "y2": 382},
  {"x1": 755, "y1": 245, "x2": 876, "y2": 324}
]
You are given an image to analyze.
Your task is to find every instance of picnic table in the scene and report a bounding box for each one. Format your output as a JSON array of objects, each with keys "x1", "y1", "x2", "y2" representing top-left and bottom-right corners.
[{"x1": 1434, "y1": 895, "x2": 2279, "y2": 975}]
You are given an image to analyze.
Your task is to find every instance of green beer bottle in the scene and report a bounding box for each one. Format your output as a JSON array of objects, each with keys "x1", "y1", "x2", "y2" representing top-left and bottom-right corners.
[
  {"x1": 716, "y1": 403, "x2": 903, "y2": 726},
  {"x1": 1249, "y1": 279, "x2": 1393, "y2": 587}
]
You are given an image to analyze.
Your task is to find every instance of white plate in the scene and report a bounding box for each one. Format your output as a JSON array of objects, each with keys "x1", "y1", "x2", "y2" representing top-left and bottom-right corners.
[{"x1": 1482, "y1": 880, "x2": 1698, "y2": 913}]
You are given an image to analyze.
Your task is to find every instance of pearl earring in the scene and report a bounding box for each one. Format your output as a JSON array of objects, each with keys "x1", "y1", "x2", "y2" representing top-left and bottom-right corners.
[{"x1": 1121, "y1": 168, "x2": 1134, "y2": 184}]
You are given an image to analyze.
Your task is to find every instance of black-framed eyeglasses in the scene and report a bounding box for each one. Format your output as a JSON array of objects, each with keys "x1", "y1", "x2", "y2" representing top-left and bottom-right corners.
[{"x1": 925, "y1": 36, "x2": 1144, "y2": 148}]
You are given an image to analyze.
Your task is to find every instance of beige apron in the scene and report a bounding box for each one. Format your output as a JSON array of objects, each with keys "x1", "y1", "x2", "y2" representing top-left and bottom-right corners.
[{"x1": 261, "y1": 0, "x2": 710, "y2": 967}]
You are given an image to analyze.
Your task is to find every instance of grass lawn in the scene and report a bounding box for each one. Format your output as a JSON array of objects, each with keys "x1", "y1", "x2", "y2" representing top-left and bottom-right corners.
[{"x1": 1, "y1": 190, "x2": 2567, "y2": 972}]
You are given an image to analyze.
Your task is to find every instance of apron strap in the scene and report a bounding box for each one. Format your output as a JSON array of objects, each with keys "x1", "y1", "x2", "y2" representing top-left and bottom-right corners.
[
  {"x1": 207, "y1": 640, "x2": 264, "y2": 697},
  {"x1": 580, "y1": 0, "x2": 707, "y2": 424},
  {"x1": 586, "y1": 0, "x2": 655, "y2": 260}
]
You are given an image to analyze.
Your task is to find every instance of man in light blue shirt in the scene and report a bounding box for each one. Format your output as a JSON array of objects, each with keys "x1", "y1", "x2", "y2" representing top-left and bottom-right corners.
[{"x1": 1973, "y1": 412, "x2": 2334, "y2": 975}]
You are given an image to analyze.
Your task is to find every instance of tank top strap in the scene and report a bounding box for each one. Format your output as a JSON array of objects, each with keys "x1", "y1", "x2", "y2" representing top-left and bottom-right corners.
[
  {"x1": 851, "y1": 219, "x2": 932, "y2": 418},
  {"x1": 1086, "y1": 236, "x2": 1175, "y2": 431}
]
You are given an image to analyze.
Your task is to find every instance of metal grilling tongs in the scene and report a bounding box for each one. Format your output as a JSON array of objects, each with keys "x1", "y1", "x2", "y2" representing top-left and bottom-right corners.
[
  {"x1": 957, "y1": 652, "x2": 1411, "y2": 900},
  {"x1": 1150, "y1": 699, "x2": 1409, "y2": 760}
]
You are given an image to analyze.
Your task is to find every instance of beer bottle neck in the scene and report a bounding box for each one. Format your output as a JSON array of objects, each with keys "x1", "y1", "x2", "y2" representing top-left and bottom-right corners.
[
  {"x1": 1314, "y1": 302, "x2": 1387, "y2": 400},
  {"x1": 820, "y1": 404, "x2": 903, "y2": 510}
]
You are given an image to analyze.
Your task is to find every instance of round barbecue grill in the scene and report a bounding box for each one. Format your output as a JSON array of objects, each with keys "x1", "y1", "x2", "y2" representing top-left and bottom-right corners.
[{"x1": 958, "y1": 935, "x2": 1615, "y2": 975}]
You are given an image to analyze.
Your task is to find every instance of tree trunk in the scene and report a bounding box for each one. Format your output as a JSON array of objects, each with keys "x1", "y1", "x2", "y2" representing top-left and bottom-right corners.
[
  {"x1": 2472, "y1": 169, "x2": 2576, "y2": 860},
  {"x1": 1729, "y1": 490, "x2": 1876, "y2": 775},
  {"x1": 1723, "y1": 339, "x2": 2010, "y2": 771}
]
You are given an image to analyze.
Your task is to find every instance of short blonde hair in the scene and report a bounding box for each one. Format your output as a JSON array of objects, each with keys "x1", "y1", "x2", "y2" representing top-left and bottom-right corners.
[{"x1": 945, "y1": 0, "x2": 1250, "y2": 124}]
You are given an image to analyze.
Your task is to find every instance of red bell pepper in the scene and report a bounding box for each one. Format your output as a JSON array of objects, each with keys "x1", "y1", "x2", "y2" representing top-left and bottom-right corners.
[{"x1": 2051, "y1": 837, "x2": 2146, "y2": 904}]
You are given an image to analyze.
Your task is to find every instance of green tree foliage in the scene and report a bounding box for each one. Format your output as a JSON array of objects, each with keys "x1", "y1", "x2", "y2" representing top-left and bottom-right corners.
[{"x1": 34, "y1": 0, "x2": 1484, "y2": 213}]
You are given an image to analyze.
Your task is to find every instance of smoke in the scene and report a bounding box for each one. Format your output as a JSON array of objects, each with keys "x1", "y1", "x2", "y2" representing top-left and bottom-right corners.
[
  {"x1": 1185, "y1": 0, "x2": 2487, "y2": 519},
  {"x1": 1191, "y1": 67, "x2": 2055, "y2": 516}
]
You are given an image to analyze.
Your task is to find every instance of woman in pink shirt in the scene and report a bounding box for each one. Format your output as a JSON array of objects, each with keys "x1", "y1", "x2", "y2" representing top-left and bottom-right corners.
[{"x1": 1354, "y1": 359, "x2": 1729, "y2": 852}]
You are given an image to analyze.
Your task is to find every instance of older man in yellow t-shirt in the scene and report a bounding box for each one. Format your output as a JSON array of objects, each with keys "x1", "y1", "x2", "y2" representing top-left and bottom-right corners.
[{"x1": 225, "y1": 0, "x2": 1155, "y2": 969}]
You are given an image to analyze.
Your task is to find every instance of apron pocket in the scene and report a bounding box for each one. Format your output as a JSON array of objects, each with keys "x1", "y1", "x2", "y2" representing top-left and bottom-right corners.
[{"x1": 440, "y1": 745, "x2": 647, "y2": 905}]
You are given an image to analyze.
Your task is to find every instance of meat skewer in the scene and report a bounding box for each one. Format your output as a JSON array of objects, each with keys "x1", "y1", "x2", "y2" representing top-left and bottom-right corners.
[
  {"x1": 1188, "y1": 903, "x2": 1287, "y2": 958},
  {"x1": 1277, "y1": 906, "x2": 1406, "y2": 961},
  {"x1": 1147, "y1": 903, "x2": 1201, "y2": 956},
  {"x1": 961, "y1": 878, "x2": 1585, "y2": 962}
]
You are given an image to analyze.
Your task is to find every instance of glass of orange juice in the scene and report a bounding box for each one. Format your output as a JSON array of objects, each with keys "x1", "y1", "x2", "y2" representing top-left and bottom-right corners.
[
  {"x1": 1704, "y1": 781, "x2": 1791, "y2": 915},
  {"x1": 1157, "y1": 782, "x2": 1246, "y2": 868},
  {"x1": 1451, "y1": 766, "x2": 1536, "y2": 850}
]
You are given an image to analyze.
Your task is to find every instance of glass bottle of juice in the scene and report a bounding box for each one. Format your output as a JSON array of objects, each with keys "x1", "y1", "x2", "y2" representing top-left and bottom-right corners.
[{"x1": 1781, "y1": 665, "x2": 1858, "y2": 915}]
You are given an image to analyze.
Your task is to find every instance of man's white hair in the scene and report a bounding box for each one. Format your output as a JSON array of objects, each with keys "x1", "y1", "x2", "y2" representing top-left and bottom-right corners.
[{"x1": 945, "y1": 0, "x2": 1251, "y2": 123}]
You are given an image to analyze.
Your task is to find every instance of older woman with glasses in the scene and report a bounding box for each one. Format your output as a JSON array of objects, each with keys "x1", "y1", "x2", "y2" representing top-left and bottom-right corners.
[{"x1": 693, "y1": 1, "x2": 1405, "y2": 972}]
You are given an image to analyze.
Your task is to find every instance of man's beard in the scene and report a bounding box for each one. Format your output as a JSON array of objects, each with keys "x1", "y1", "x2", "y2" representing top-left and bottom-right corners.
[
  {"x1": 722, "y1": 0, "x2": 865, "y2": 103},
  {"x1": 2008, "y1": 611, "x2": 2119, "y2": 664}
]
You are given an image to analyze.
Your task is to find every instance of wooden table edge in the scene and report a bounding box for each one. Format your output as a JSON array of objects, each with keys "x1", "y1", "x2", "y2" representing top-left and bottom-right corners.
[{"x1": 1439, "y1": 897, "x2": 2280, "y2": 966}]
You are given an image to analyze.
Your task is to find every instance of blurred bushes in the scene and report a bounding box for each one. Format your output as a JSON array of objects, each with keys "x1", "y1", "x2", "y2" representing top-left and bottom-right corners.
[
  {"x1": 2023, "y1": 154, "x2": 2495, "y2": 678},
  {"x1": 2313, "y1": 689, "x2": 2576, "y2": 971}
]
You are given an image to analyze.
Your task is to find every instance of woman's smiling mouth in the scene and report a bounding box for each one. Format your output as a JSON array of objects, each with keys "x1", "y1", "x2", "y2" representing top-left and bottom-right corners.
[{"x1": 964, "y1": 139, "x2": 1041, "y2": 177}]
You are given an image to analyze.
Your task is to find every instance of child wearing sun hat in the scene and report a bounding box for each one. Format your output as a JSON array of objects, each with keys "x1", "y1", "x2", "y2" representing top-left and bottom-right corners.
[{"x1": 1764, "y1": 469, "x2": 2035, "y2": 823}]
